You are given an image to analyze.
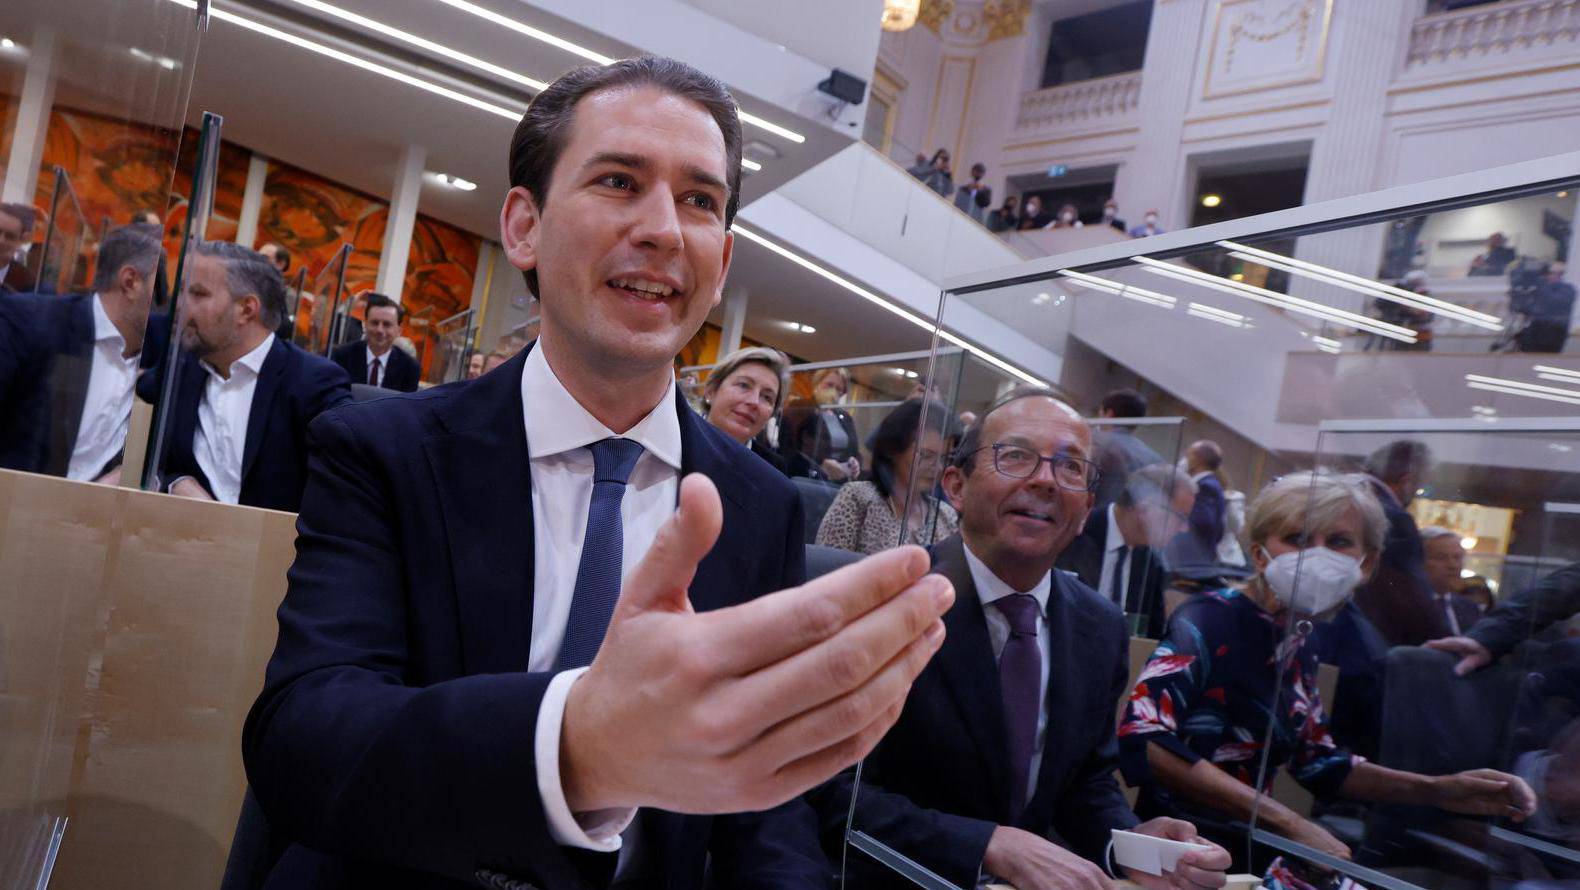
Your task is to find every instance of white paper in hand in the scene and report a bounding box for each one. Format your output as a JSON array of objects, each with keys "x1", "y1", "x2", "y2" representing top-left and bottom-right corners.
[{"x1": 1110, "y1": 829, "x2": 1213, "y2": 876}]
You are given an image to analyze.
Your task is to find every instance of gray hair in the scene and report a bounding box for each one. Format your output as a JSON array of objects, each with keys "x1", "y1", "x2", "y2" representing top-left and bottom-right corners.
[
  {"x1": 92, "y1": 223, "x2": 163, "y2": 292},
  {"x1": 1118, "y1": 463, "x2": 1197, "y2": 509},
  {"x1": 193, "y1": 240, "x2": 287, "y2": 330},
  {"x1": 1363, "y1": 440, "x2": 1433, "y2": 485},
  {"x1": 703, "y1": 346, "x2": 790, "y2": 415},
  {"x1": 1419, "y1": 525, "x2": 1459, "y2": 544},
  {"x1": 1246, "y1": 471, "x2": 1388, "y2": 557}
]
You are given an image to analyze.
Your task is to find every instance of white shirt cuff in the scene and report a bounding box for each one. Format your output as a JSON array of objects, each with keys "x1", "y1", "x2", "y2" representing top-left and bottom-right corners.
[{"x1": 535, "y1": 667, "x2": 637, "y2": 851}]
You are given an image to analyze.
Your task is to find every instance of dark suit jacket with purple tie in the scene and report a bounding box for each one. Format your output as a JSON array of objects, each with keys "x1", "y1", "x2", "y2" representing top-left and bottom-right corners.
[
  {"x1": 813, "y1": 533, "x2": 1139, "y2": 887},
  {"x1": 241, "y1": 344, "x2": 827, "y2": 890}
]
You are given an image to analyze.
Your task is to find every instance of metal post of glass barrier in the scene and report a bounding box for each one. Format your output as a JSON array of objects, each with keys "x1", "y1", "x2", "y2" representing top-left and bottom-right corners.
[
  {"x1": 143, "y1": 111, "x2": 223, "y2": 492},
  {"x1": 321, "y1": 242, "x2": 353, "y2": 355}
]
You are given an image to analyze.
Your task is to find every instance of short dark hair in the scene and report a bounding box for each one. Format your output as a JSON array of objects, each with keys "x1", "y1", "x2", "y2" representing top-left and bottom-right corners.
[
  {"x1": 952, "y1": 384, "x2": 1064, "y2": 474},
  {"x1": 1364, "y1": 439, "x2": 1433, "y2": 484},
  {"x1": 364, "y1": 291, "x2": 403, "y2": 322},
  {"x1": 507, "y1": 56, "x2": 743, "y2": 297},
  {"x1": 870, "y1": 399, "x2": 952, "y2": 499},
  {"x1": 91, "y1": 223, "x2": 162, "y2": 292},
  {"x1": 193, "y1": 240, "x2": 287, "y2": 330},
  {"x1": 1101, "y1": 388, "x2": 1147, "y2": 418},
  {"x1": 265, "y1": 241, "x2": 291, "y2": 272},
  {"x1": 970, "y1": 163, "x2": 986, "y2": 178}
]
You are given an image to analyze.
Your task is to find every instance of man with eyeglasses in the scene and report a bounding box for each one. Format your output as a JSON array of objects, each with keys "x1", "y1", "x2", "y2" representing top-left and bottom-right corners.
[{"x1": 829, "y1": 386, "x2": 1229, "y2": 890}]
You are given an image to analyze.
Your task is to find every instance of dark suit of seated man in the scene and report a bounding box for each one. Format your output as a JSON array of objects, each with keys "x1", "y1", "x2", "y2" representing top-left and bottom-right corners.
[
  {"x1": 1057, "y1": 463, "x2": 1196, "y2": 639},
  {"x1": 241, "y1": 57, "x2": 953, "y2": 890},
  {"x1": 150, "y1": 240, "x2": 350, "y2": 513},
  {"x1": 0, "y1": 223, "x2": 162, "y2": 481},
  {"x1": 822, "y1": 387, "x2": 1231, "y2": 890},
  {"x1": 329, "y1": 292, "x2": 421, "y2": 392}
]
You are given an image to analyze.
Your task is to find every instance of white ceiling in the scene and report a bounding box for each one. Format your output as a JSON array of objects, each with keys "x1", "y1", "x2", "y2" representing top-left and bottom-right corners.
[{"x1": 679, "y1": 0, "x2": 886, "y2": 77}]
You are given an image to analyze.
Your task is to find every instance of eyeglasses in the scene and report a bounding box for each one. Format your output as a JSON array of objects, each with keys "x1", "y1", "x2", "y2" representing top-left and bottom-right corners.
[{"x1": 966, "y1": 443, "x2": 1098, "y2": 491}]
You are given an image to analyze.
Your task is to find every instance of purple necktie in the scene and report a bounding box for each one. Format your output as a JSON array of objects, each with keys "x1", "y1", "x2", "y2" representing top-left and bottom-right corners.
[
  {"x1": 995, "y1": 593, "x2": 1042, "y2": 819},
  {"x1": 368, "y1": 357, "x2": 380, "y2": 387}
]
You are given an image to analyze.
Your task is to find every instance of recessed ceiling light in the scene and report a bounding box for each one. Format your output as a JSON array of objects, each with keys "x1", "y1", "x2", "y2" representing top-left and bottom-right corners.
[
  {"x1": 1460, "y1": 568, "x2": 1476, "y2": 579},
  {"x1": 1200, "y1": 194, "x2": 1222, "y2": 208},
  {"x1": 1560, "y1": 191, "x2": 1571, "y2": 198},
  {"x1": 1, "y1": 37, "x2": 16, "y2": 49},
  {"x1": 741, "y1": 158, "x2": 762, "y2": 172},
  {"x1": 433, "y1": 173, "x2": 477, "y2": 191},
  {"x1": 1460, "y1": 536, "x2": 1478, "y2": 550},
  {"x1": 786, "y1": 321, "x2": 816, "y2": 333}
]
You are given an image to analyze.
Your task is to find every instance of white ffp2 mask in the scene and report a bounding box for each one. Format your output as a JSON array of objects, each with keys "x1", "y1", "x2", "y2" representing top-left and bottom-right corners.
[{"x1": 1261, "y1": 547, "x2": 1363, "y2": 616}]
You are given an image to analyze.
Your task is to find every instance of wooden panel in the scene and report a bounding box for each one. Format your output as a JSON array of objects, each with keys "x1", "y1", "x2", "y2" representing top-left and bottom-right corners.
[{"x1": 0, "y1": 469, "x2": 294, "y2": 890}]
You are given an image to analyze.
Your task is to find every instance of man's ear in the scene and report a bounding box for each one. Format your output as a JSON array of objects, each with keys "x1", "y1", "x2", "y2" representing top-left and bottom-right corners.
[
  {"x1": 940, "y1": 465, "x2": 965, "y2": 511},
  {"x1": 117, "y1": 263, "x2": 140, "y2": 296},
  {"x1": 238, "y1": 293, "x2": 262, "y2": 327},
  {"x1": 500, "y1": 186, "x2": 542, "y2": 278}
]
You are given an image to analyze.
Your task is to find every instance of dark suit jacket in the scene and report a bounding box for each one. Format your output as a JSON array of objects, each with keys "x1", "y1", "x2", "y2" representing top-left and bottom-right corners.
[
  {"x1": 821, "y1": 535, "x2": 1139, "y2": 886},
  {"x1": 331, "y1": 340, "x2": 420, "y2": 392},
  {"x1": 1056, "y1": 506, "x2": 1170, "y2": 639},
  {"x1": 1091, "y1": 429, "x2": 1163, "y2": 510},
  {"x1": 154, "y1": 336, "x2": 351, "y2": 512},
  {"x1": 242, "y1": 345, "x2": 827, "y2": 890},
  {"x1": 1353, "y1": 479, "x2": 1447, "y2": 646},
  {"x1": 1471, "y1": 562, "x2": 1580, "y2": 658},
  {"x1": 0, "y1": 258, "x2": 37, "y2": 294},
  {"x1": 0, "y1": 291, "x2": 102, "y2": 476},
  {"x1": 1443, "y1": 594, "x2": 1482, "y2": 636}
]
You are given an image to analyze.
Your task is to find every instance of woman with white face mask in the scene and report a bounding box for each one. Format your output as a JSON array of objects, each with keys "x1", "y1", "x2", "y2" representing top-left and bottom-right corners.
[{"x1": 1117, "y1": 471, "x2": 1537, "y2": 883}]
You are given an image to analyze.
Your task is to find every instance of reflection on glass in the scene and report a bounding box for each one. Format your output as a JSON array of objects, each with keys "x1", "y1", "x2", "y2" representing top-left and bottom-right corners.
[
  {"x1": 34, "y1": 166, "x2": 87, "y2": 296},
  {"x1": 304, "y1": 242, "x2": 352, "y2": 355},
  {"x1": 427, "y1": 307, "x2": 476, "y2": 385}
]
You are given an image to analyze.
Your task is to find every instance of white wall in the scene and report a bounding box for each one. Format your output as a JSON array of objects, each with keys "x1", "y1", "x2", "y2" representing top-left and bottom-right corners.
[{"x1": 1417, "y1": 193, "x2": 1578, "y2": 275}]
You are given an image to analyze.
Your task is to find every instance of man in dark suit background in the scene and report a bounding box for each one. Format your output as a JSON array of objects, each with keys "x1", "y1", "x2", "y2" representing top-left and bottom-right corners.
[
  {"x1": 242, "y1": 57, "x2": 951, "y2": 890},
  {"x1": 153, "y1": 240, "x2": 349, "y2": 512},
  {"x1": 0, "y1": 202, "x2": 38, "y2": 295},
  {"x1": 1354, "y1": 439, "x2": 1446, "y2": 646},
  {"x1": 826, "y1": 387, "x2": 1229, "y2": 890},
  {"x1": 330, "y1": 292, "x2": 420, "y2": 391},
  {"x1": 1090, "y1": 388, "x2": 1164, "y2": 511},
  {"x1": 1420, "y1": 525, "x2": 1483, "y2": 636},
  {"x1": 0, "y1": 222, "x2": 161, "y2": 480},
  {"x1": 1165, "y1": 439, "x2": 1228, "y2": 582},
  {"x1": 1057, "y1": 462, "x2": 1195, "y2": 639}
]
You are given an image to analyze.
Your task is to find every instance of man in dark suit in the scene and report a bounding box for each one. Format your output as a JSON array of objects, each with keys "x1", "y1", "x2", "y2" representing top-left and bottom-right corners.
[
  {"x1": 0, "y1": 223, "x2": 161, "y2": 480},
  {"x1": 1429, "y1": 562, "x2": 1580, "y2": 675},
  {"x1": 1057, "y1": 462, "x2": 1195, "y2": 639},
  {"x1": 827, "y1": 387, "x2": 1229, "y2": 890},
  {"x1": 0, "y1": 202, "x2": 38, "y2": 294},
  {"x1": 330, "y1": 292, "x2": 420, "y2": 391},
  {"x1": 242, "y1": 57, "x2": 950, "y2": 890},
  {"x1": 1420, "y1": 525, "x2": 1482, "y2": 636},
  {"x1": 1165, "y1": 440, "x2": 1227, "y2": 582},
  {"x1": 1354, "y1": 439, "x2": 1447, "y2": 646},
  {"x1": 1090, "y1": 388, "x2": 1164, "y2": 511},
  {"x1": 152, "y1": 240, "x2": 350, "y2": 512}
]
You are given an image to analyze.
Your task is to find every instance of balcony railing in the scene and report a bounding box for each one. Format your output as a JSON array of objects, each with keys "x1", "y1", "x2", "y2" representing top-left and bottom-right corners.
[
  {"x1": 1407, "y1": 0, "x2": 1580, "y2": 70},
  {"x1": 1014, "y1": 71, "x2": 1143, "y2": 133}
]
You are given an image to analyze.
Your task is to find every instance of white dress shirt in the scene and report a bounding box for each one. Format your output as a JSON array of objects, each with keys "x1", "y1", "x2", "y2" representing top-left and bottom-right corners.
[
  {"x1": 1096, "y1": 504, "x2": 1132, "y2": 607},
  {"x1": 365, "y1": 345, "x2": 388, "y2": 387},
  {"x1": 192, "y1": 334, "x2": 274, "y2": 504},
  {"x1": 522, "y1": 341, "x2": 681, "y2": 853},
  {"x1": 963, "y1": 540, "x2": 1053, "y2": 806},
  {"x1": 67, "y1": 294, "x2": 140, "y2": 481},
  {"x1": 1438, "y1": 592, "x2": 1463, "y2": 636}
]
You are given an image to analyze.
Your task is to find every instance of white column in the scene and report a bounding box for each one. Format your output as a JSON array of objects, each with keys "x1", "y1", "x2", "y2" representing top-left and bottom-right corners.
[
  {"x1": 2, "y1": 28, "x2": 57, "y2": 204},
  {"x1": 1291, "y1": 0, "x2": 1420, "y2": 313},
  {"x1": 375, "y1": 144, "x2": 426, "y2": 300},
  {"x1": 234, "y1": 153, "x2": 269, "y2": 247},
  {"x1": 1111, "y1": 1, "x2": 1207, "y2": 231},
  {"x1": 718, "y1": 284, "x2": 749, "y2": 356}
]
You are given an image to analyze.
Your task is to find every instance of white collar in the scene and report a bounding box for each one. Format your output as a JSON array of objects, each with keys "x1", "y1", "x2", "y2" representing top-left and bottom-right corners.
[
  {"x1": 1191, "y1": 469, "x2": 1214, "y2": 484},
  {"x1": 367, "y1": 344, "x2": 391, "y2": 363},
  {"x1": 203, "y1": 332, "x2": 274, "y2": 382},
  {"x1": 962, "y1": 537, "x2": 1051, "y2": 615},
  {"x1": 1105, "y1": 503, "x2": 1128, "y2": 554},
  {"x1": 90, "y1": 293, "x2": 126, "y2": 348},
  {"x1": 520, "y1": 339, "x2": 682, "y2": 471}
]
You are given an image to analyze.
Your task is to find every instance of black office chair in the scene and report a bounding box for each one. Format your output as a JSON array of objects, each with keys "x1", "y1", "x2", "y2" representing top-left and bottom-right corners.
[
  {"x1": 350, "y1": 383, "x2": 388, "y2": 402},
  {"x1": 791, "y1": 477, "x2": 841, "y2": 545},
  {"x1": 806, "y1": 543, "x2": 860, "y2": 579}
]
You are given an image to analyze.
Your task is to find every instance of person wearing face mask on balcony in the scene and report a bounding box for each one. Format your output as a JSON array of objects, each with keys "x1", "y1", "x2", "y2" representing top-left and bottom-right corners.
[
  {"x1": 1044, "y1": 203, "x2": 1084, "y2": 230},
  {"x1": 700, "y1": 345, "x2": 789, "y2": 473},
  {"x1": 1130, "y1": 209, "x2": 1165, "y2": 239},
  {"x1": 1118, "y1": 471, "x2": 1537, "y2": 879}
]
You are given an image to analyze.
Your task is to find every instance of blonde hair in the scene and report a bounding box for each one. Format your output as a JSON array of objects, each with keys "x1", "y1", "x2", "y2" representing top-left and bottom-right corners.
[
  {"x1": 703, "y1": 346, "x2": 791, "y2": 415},
  {"x1": 1246, "y1": 471, "x2": 1387, "y2": 557}
]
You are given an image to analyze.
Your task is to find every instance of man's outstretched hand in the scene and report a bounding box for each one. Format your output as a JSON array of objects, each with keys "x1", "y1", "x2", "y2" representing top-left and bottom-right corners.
[
  {"x1": 561, "y1": 473, "x2": 952, "y2": 815},
  {"x1": 1424, "y1": 636, "x2": 1493, "y2": 676}
]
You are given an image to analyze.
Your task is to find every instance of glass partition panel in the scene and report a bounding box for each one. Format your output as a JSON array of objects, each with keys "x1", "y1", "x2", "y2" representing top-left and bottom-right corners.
[
  {"x1": 427, "y1": 308, "x2": 476, "y2": 385},
  {"x1": 284, "y1": 266, "x2": 309, "y2": 346},
  {"x1": 840, "y1": 153, "x2": 1580, "y2": 890},
  {"x1": 304, "y1": 243, "x2": 351, "y2": 356},
  {"x1": 33, "y1": 166, "x2": 86, "y2": 295},
  {"x1": 1239, "y1": 420, "x2": 1580, "y2": 890}
]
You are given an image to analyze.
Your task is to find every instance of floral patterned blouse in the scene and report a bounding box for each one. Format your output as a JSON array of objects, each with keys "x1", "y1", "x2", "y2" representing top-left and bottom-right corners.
[
  {"x1": 1117, "y1": 587, "x2": 1361, "y2": 816},
  {"x1": 814, "y1": 481, "x2": 959, "y2": 555}
]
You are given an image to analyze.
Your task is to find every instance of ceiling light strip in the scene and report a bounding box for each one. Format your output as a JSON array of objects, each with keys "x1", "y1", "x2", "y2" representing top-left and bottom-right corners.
[
  {"x1": 1185, "y1": 302, "x2": 1249, "y2": 324},
  {"x1": 1219, "y1": 240, "x2": 1503, "y2": 328},
  {"x1": 429, "y1": 0, "x2": 806, "y2": 143},
  {"x1": 733, "y1": 225, "x2": 1043, "y2": 385},
  {"x1": 1135, "y1": 257, "x2": 1417, "y2": 343},
  {"x1": 1466, "y1": 381, "x2": 1580, "y2": 407},
  {"x1": 1465, "y1": 373, "x2": 1580, "y2": 399},
  {"x1": 283, "y1": 0, "x2": 548, "y2": 90},
  {"x1": 167, "y1": 0, "x2": 524, "y2": 120},
  {"x1": 1056, "y1": 270, "x2": 1176, "y2": 308},
  {"x1": 1535, "y1": 364, "x2": 1580, "y2": 383}
]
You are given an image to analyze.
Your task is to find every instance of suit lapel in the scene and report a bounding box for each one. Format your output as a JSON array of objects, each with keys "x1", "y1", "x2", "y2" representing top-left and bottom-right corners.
[
  {"x1": 348, "y1": 346, "x2": 367, "y2": 385},
  {"x1": 1023, "y1": 571, "x2": 1104, "y2": 826},
  {"x1": 930, "y1": 536, "x2": 1014, "y2": 819},
  {"x1": 677, "y1": 390, "x2": 753, "y2": 614},
  {"x1": 43, "y1": 295, "x2": 96, "y2": 476},
  {"x1": 240, "y1": 337, "x2": 288, "y2": 482},
  {"x1": 424, "y1": 347, "x2": 536, "y2": 675}
]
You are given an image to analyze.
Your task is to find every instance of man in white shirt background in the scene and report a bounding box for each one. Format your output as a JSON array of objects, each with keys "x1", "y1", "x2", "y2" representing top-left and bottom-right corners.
[
  {"x1": 330, "y1": 292, "x2": 421, "y2": 391},
  {"x1": 1421, "y1": 525, "x2": 1482, "y2": 637},
  {"x1": 0, "y1": 222, "x2": 160, "y2": 481},
  {"x1": 153, "y1": 240, "x2": 350, "y2": 511}
]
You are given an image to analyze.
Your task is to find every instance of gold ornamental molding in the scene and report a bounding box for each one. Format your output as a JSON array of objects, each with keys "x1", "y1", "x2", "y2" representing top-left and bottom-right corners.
[
  {"x1": 919, "y1": 0, "x2": 954, "y2": 34},
  {"x1": 983, "y1": 0, "x2": 1032, "y2": 42}
]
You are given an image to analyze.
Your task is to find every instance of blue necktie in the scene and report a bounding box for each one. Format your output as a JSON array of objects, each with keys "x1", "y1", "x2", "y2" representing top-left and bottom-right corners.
[{"x1": 555, "y1": 437, "x2": 646, "y2": 670}]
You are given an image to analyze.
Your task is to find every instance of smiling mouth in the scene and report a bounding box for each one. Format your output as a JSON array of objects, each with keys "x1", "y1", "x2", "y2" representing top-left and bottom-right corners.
[
  {"x1": 1007, "y1": 508, "x2": 1055, "y2": 523},
  {"x1": 608, "y1": 277, "x2": 678, "y2": 300}
]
